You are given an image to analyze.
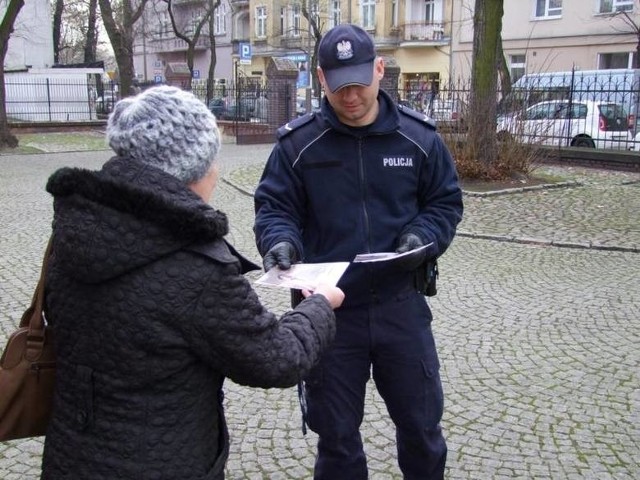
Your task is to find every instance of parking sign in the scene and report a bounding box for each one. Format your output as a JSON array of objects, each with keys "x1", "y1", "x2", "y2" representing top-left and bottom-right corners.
[{"x1": 239, "y1": 43, "x2": 252, "y2": 65}]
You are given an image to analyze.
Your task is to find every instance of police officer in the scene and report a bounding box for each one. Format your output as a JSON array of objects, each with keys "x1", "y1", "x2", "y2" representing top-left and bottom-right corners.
[{"x1": 254, "y1": 24, "x2": 463, "y2": 480}]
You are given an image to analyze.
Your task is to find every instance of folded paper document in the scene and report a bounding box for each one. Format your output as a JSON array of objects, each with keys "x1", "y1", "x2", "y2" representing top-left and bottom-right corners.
[
  {"x1": 352, "y1": 243, "x2": 433, "y2": 264},
  {"x1": 255, "y1": 262, "x2": 350, "y2": 290}
]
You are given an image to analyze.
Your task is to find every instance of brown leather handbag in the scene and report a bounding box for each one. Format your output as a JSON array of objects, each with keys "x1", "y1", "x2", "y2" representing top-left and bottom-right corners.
[{"x1": 0, "y1": 238, "x2": 55, "y2": 441}]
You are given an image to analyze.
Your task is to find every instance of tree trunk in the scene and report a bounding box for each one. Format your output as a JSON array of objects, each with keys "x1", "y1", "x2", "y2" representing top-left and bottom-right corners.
[
  {"x1": 99, "y1": 0, "x2": 148, "y2": 98},
  {"x1": 0, "y1": 0, "x2": 25, "y2": 148},
  {"x1": 84, "y1": 0, "x2": 98, "y2": 63},
  {"x1": 165, "y1": 0, "x2": 215, "y2": 91},
  {"x1": 467, "y1": 0, "x2": 504, "y2": 166},
  {"x1": 206, "y1": 1, "x2": 217, "y2": 103},
  {"x1": 53, "y1": 0, "x2": 64, "y2": 65},
  {"x1": 497, "y1": 37, "x2": 511, "y2": 97}
]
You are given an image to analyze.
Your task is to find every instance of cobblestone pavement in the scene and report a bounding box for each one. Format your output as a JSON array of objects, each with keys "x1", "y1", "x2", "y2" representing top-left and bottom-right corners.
[{"x1": 1, "y1": 145, "x2": 639, "y2": 479}]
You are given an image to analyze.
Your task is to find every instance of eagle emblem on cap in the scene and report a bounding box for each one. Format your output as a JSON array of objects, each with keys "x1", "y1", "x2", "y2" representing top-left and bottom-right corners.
[{"x1": 336, "y1": 40, "x2": 354, "y2": 60}]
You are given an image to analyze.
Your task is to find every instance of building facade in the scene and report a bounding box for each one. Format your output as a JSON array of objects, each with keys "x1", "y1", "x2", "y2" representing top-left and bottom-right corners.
[
  {"x1": 132, "y1": 0, "x2": 640, "y2": 99},
  {"x1": 2, "y1": 0, "x2": 54, "y2": 71},
  {"x1": 132, "y1": 0, "x2": 238, "y2": 87},
  {"x1": 451, "y1": 0, "x2": 640, "y2": 83},
  {"x1": 244, "y1": 0, "x2": 453, "y2": 97}
]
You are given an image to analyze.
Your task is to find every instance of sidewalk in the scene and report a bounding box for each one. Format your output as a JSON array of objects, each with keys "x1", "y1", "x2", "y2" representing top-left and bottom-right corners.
[{"x1": 0, "y1": 146, "x2": 638, "y2": 479}]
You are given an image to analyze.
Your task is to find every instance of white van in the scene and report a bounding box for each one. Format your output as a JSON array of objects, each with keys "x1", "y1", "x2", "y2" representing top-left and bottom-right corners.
[{"x1": 498, "y1": 68, "x2": 640, "y2": 135}]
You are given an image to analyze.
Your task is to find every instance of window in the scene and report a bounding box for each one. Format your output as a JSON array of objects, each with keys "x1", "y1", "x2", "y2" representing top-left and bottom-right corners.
[
  {"x1": 280, "y1": 5, "x2": 301, "y2": 37},
  {"x1": 255, "y1": 6, "x2": 267, "y2": 38},
  {"x1": 535, "y1": 0, "x2": 562, "y2": 18},
  {"x1": 280, "y1": 6, "x2": 286, "y2": 35},
  {"x1": 329, "y1": 0, "x2": 341, "y2": 29},
  {"x1": 190, "y1": 11, "x2": 202, "y2": 35},
  {"x1": 425, "y1": 0, "x2": 435, "y2": 22},
  {"x1": 391, "y1": 0, "x2": 399, "y2": 28},
  {"x1": 598, "y1": 52, "x2": 635, "y2": 69},
  {"x1": 525, "y1": 102, "x2": 557, "y2": 120},
  {"x1": 311, "y1": 2, "x2": 320, "y2": 27},
  {"x1": 214, "y1": 4, "x2": 226, "y2": 35},
  {"x1": 292, "y1": 4, "x2": 301, "y2": 37},
  {"x1": 361, "y1": 0, "x2": 375, "y2": 30},
  {"x1": 599, "y1": 0, "x2": 634, "y2": 13},
  {"x1": 159, "y1": 12, "x2": 171, "y2": 39},
  {"x1": 509, "y1": 54, "x2": 526, "y2": 83}
]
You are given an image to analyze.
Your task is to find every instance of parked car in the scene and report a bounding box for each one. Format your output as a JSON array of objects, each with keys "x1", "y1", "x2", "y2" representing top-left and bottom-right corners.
[
  {"x1": 429, "y1": 98, "x2": 466, "y2": 131},
  {"x1": 96, "y1": 91, "x2": 117, "y2": 114},
  {"x1": 296, "y1": 96, "x2": 320, "y2": 117},
  {"x1": 496, "y1": 100, "x2": 633, "y2": 150},
  {"x1": 499, "y1": 68, "x2": 640, "y2": 135},
  {"x1": 208, "y1": 97, "x2": 254, "y2": 121}
]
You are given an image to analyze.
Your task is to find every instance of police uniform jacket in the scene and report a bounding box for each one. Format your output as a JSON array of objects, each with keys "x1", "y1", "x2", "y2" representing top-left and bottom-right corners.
[
  {"x1": 41, "y1": 156, "x2": 336, "y2": 479},
  {"x1": 254, "y1": 89, "x2": 463, "y2": 307}
]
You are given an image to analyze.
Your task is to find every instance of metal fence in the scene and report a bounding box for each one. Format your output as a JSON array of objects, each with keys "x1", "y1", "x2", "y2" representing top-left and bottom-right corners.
[
  {"x1": 399, "y1": 71, "x2": 640, "y2": 150},
  {"x1": 6, "y1": 72, "x2": 640, "y2": 151},
  {"x1": 5, "y1": 76, "x2": 120, "y2": 122}
]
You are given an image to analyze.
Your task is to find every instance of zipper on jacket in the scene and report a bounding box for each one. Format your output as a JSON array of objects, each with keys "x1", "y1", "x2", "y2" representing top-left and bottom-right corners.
[
  {"x1": 358, "y1": 137, "x2": 378, "y2": 301},
  {"x1": 357, "y1": 137, "x2": 372, "y2": 251}
]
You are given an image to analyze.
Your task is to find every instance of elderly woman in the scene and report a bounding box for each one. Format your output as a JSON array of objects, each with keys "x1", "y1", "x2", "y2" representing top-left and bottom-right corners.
[{"x1": 41, "y1": 86, "x2": 343, "y2": 479}]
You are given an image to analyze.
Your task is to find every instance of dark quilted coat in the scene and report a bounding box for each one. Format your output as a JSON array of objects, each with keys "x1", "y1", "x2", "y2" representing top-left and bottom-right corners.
[{"x1": 40, "y1": 156, "x2": 336, "y2": 480}]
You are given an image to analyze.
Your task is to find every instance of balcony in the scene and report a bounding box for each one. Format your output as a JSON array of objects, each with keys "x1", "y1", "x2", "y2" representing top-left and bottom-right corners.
[
  {"x1": 278, "y1": 34, "x2": 308, "y2": 50},
  {"x1": 149, "y1": 34, "x2": 212, "y2": 53},
  {"x1": 172, "y1": 0, "x2": 206, "y2": 5},
  {"x1": 400, "y1": 21, "x2": 448, "y2": 44}
]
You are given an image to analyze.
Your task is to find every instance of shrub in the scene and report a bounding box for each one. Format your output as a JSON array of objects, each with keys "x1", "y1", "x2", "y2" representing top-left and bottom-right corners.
[{"x1": 441, "y1": 131, "x2": 541, "y2": 181}]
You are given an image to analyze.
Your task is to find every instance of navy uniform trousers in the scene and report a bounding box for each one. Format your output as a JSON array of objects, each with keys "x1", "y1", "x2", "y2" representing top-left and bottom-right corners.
[{"x1": 304, "y1": 289, "x2": 447, "y2": 480}]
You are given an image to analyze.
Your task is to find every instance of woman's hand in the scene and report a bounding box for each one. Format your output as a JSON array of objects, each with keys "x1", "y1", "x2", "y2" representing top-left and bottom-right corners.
[{"x1": 302, "y1": 283, "x2": 345, "y2": 309}]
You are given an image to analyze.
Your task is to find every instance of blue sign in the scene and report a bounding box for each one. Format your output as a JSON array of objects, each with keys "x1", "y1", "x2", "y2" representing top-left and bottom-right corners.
[
  {"x1": 154, "y1": 75, "x2": 163, "y2": 84},
  {"x1": 193, "y1": 70, "x2": 200, "y2": 79},
  {"x1": 239, "y1": 43, "x2": 252, "y2": 63}
]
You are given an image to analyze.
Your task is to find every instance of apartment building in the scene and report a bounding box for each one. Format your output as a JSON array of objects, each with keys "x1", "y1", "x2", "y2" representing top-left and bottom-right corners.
[
  {"x1": 132, "y1": 0, "x2": 455, "y2": 96},
  {"x1": 133, "y1": 0, "x2": 640, "y2": 98},
  {"x1": 245, "y1": 0, "x2": 454, "y2": 95},
  {"x1": 132, "y1": 0, "x2": 237, "y2": 86},
  {"x1": 451, "y1": 0, "x2": 640, "y2": 83}
]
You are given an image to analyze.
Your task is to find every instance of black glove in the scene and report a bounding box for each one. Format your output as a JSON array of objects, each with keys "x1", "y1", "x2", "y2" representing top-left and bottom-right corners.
[
  {"x1": 395, "y1": 233, "x2": 423, "y2": 253},
  {"x1": 394, "y1": 233, "x2": 427, "y2": 271},
  {"x1": 263, "y1": 241, "x2": 297, "y2": 271}
]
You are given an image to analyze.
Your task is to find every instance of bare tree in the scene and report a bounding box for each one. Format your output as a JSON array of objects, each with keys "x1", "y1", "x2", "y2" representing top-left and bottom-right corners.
[
  {"x1": 162, "y1": 0, "x2": 217, "y2": 90},
  {"x1": 607, "y1": 1, "x2": 640, "y2": 68},
  {"x1": 84, "y1": 0, "x2": 98, "y2": 63},
  {"x1": 497, "y1": 38, "x2": 511, "y2": 97},
  {"x1": 467, "y1": 0, "x2": 504, "y2": 166},
  {"x1": 55, "y1": 0, "x2": 105, "y2": 65},
  {"x1": 299, "y1": 0, "x2": 325, "y2": 99},
  {"x1": 205, "y1": 0, "x2": 218, "y2": 103},
  {"x1": 53, "y1": 0, "x2": 64, "y2": 64},
  {"x1": 0, "y1": 0, "x2": 25, "y2": 148},
  {"x1": 99, "y1": 0, "x2": 149, "y2": 98}
]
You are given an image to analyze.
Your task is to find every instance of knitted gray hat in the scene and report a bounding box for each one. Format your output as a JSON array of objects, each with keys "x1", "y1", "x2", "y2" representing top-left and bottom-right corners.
[{"x1": 106, "y1": 85, "x2": 221, "y2": 184}]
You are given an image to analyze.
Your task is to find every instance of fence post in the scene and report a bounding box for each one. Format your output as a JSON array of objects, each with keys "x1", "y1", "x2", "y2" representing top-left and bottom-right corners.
[
  {"x1": 46, "y1": 78, "x2": 52, "y2": 122},
  {"x1": 266, "y1": 57, "x2": 299, "y2": 130},
  {"x1": 380, "y1": 56, "x2": 400, "y2": 103}
]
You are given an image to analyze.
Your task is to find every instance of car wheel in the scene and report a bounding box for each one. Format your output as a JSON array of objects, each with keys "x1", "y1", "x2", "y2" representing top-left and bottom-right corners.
[{"x1": 571, "y1": 137, "x2": 595, "y2": 148}]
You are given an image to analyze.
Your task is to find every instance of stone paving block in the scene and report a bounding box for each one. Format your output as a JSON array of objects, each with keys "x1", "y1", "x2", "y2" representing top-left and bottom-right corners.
[{"x1": 1, "y1": 148, "x2": 639, "y2": 479}]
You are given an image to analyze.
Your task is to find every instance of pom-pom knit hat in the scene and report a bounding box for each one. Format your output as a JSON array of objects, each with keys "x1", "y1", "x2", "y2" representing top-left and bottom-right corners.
[{"x1": 106, "y1": 85, "x2": 221, "y2": 184}]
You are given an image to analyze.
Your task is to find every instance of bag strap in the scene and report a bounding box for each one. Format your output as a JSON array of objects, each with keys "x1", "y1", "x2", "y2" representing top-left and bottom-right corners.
[{"x1": 19, "y1": 236, "x2": 53, "y2": 361}]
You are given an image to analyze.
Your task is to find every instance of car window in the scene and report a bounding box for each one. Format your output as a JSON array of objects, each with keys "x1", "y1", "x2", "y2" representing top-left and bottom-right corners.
[
  {"x1": 525, "y1": 103, "x2": 555, "y2": 120},
  {"x1": 556, "y1": 103, "x2": 587, "y2": 120},
  {"x1": 598, "y1": 103, "x2": 627, "y2": 120}
]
